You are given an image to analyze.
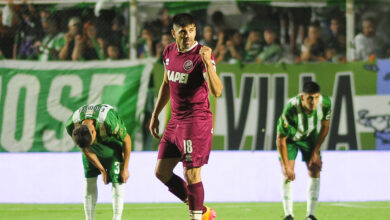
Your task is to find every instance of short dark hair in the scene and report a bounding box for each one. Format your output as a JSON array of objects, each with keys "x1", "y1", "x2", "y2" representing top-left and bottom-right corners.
[
  {"x1": 309, "y1": 21, "x2": 320, "y2": 29},
  {"x1": 72, "y1": 125, "x2": 92, "y2": 148},
  {"x1": 303, "y1": 81, "x2": 320, "y2": 94},
  {"x1": 172, "y1": 13, "x2": 195, "y2": 28},
  {"x1": 362, "y1": 16, "x2": 376, "y2": 26}
]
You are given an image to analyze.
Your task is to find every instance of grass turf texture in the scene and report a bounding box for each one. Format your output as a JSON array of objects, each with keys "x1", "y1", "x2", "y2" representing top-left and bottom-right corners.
[{"x1": 1, "y1": 202, "x2": 389, "y2": 220}]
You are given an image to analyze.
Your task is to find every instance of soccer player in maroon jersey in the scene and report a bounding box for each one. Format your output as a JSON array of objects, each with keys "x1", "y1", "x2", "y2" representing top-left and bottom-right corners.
[{"x1": 149, "y1": 13, "x2": 223, "y2": 220}]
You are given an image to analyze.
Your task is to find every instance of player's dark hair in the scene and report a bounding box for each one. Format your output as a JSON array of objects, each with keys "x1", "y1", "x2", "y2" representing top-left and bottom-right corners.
[
  {"x1": 72, "y1": 125, "x2": 92, "y2": 148},
  {"x1": 303, "y1": 81, "x2": 320, "y2": 94},
  {"x1": 172, "y1": 13, "x2": 195, "y2": 28}
]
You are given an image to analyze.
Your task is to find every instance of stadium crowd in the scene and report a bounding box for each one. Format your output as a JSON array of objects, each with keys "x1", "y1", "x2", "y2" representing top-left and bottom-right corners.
[{"x1": 0, "y1": 1, "x2": 390, "y2": 63}]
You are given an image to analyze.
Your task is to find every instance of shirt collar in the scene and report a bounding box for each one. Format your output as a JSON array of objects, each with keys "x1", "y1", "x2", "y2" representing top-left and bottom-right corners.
[{"x1": 177, "y1": 41, "x2": 198, "y2": 53}]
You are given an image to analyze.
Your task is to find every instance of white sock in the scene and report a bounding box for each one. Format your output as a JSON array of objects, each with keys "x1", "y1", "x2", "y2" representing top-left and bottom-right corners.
[
  {"x1": 84, "y1": 177, "x2": 98, "y2": 220},
  {"x1": 189, "y1": 210, "x2": 202, "y2": 220},
  {"x1": 112, "y1": 183, "x2": 125, "y2": 220},
  {"x1": 281, "y1": 174, "x2": 293, "y2": 217},
  {"x1": 307, "y1": 177, "x2": 320, "y2": 216}
]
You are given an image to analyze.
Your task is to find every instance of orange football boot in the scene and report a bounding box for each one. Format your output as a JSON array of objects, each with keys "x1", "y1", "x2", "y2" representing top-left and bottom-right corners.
[{"x1": 202, "y1": 206, "x2": 216, "y2": 220}]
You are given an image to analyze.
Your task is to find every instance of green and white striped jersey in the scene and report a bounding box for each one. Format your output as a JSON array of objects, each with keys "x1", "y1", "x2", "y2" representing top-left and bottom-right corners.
[
  {"x1": 66, "y1": 104, "x2": 127, "y2": 147},
  {"x1": 277, "y1": 94, "x2": 331, "y2": 142}
]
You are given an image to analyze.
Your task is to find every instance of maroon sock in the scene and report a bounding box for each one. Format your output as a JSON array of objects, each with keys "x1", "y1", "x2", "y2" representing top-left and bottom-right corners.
[
  {"x1": 165, "y1": 174, "x2": 188, "y2": 202},
  {"x1": 187, "y1": 182, "x2": 207, "y2": 213}
]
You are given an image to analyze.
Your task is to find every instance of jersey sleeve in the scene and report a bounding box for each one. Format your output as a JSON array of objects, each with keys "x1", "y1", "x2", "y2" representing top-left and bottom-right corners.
[
  {"x1": 322, "y1": 96, "x2": 332, "y2": 121},
  {"x1": 104, "y1": 109, "x2": 128, "y2": 142},
  {"x1": 65, "y1": 114, "x2": 75, "y2": 136},
  {"x1": 277, "y1": 103, "x2": 298, "y2": 138},
  {"x1": 162, "y1": 45, "x2": 169, "y2": 71},
  {"x1": 201, "y1": 53, "x2": 216, "y2": 73}
]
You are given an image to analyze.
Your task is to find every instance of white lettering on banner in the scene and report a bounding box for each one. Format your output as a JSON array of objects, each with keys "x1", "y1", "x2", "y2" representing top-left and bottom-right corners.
[
  {"x1": 167, "y1": 70, "x2": 188, "y2": 84},
  {"x1": 87, "y1": 74, "x2": 126, "y2": 104},
  {"x1": 1, "y1": 74, "x2": 40, "y2": 152},
  {"x1": 43, "y1": 75, "x2": 83, "y2": 152}
]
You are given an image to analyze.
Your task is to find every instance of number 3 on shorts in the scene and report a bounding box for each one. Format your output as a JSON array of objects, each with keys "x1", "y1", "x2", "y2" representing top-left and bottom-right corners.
[
  {"x1": 114, "y1": 162, "x2": 120, "y2": 174},
  {"x1": 183, "y1": 139, "x2": 193, "y2": 154}
]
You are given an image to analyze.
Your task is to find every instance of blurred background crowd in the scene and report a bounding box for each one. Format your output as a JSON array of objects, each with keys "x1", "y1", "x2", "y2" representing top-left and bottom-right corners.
[{"x1": 1, "y1": 0, "x2": 390, "y2": 63}]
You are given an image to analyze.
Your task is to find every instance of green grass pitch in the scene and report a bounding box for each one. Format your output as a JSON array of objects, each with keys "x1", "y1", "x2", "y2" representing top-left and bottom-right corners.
[{"x1": 1, "y1": 202, "x2": 389, "y2": 220}]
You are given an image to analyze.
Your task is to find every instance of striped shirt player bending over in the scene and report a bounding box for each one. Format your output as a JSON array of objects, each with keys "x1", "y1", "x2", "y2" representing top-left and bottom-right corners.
[
  {"x1": 149, "y1": 14, "x2": 223, "y2": 220},
  {"x1": 66, "y1": 104, "x2": 132, "y2": 220},
  {"x1": 276, "y1": 81, "x2": 331, "y2": 220}
]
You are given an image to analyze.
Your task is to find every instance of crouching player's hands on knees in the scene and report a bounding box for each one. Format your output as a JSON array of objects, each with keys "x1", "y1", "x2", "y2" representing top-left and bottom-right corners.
[
  {"x1": 121, "y1": 169, "x2": 129, "y2": 183},
  {"x1": 283, "y1": 166, "x2": 295, "y2": 182},
  {"x1": 100, "y1": 170, "x2": 109, "y2": 184}
]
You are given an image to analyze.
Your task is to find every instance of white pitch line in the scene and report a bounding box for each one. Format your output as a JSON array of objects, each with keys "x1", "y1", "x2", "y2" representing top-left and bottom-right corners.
[
  {"x1": 326, "y1": 202, "x2": 390, "y2": 209},
  {"x1": 0, "y1": 203, "x2": 278, "y2": 211},
  {"x1": 2, "y1": 202, "x2": 387, "y2": 212}
]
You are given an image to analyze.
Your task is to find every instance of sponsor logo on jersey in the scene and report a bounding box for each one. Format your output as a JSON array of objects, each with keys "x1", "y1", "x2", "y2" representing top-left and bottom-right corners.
[
  {"x1": 167, "y1": 69, "x2": 189, "y2": 84},
  {"x1": 164, "y1": 58, "x2": 170, "y2": 66},
  {"x1": 183, "y1": 60, "x2": 193, "y2": 71},
  {"x1": 185, "y1": 154, "x2": 192, "y2": 162},
  {"x1": 80, "y1": 105, "x2": 101, "y2": 112}
]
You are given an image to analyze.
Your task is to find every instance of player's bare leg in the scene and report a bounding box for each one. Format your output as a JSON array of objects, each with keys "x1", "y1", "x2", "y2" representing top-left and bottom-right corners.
[
  {"x1": 281, "y1": 160, "x2": 295, "y2": 219},
  {"x1": 84, "y1": 177, "x2": 98, "y2": 220},
  {"x1": 155, "y1": 158, "x2": 188, "y2": 203},
  {"x1": 305, "y1": 162, "x2": 321, "y2": 220}
]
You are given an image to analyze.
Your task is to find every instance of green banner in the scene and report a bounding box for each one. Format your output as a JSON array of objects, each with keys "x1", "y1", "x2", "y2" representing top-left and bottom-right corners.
[
  {"x1": 0, "y1": 60, "x2": 154, "y2": 152},
  {"x1": 1, "y1": 60, "x2": 388, "y2": 152},
  {"x1": 153, "y1": 61, "x2": 388, "y2": 151}
]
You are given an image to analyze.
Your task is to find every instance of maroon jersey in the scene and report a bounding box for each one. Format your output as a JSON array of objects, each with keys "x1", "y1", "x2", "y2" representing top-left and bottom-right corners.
[{"x1": 163, "y1": 42, "x2": 216, "y2": 120}]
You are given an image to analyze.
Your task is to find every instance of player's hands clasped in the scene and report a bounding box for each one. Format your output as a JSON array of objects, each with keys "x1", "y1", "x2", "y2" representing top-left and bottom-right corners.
[
  {"x1": 199, "y1": 46, "x2": 212, "y2": 64},
  {"x1": 149, "y1": 116, "x2": 160, "y2": 139}
]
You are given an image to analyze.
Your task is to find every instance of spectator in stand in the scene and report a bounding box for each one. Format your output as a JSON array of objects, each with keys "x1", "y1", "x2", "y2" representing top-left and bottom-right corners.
[
  {"x1": 199, "y1": 24, "x2": 217, "y2": 50},
  {"x1": 121, "y1": 25, "x2": 130, "y2": 58},
  {"x1": 324, "y1": 41, "x2": 339, "y2": 63},
  {"x1": 0, "y1": 1, "x2": 17, "y2": 59},
  {"x1": 35, "y1": 15, "x2": 64, "y2": 61},
  {"x1": 328, "y1": 17, "x2": 341, "y2": 41},
  {"x1": 137, "y1": 27, "x2": 154, "y2": 58},
  {"x1": 13, "y1": 4, "x2": 43, "y2": 60},
  {"x1": 244, "y1": 29, "x2": 262, "y2": 62},
  {"x1": 156, "y1": 8, "x2": 172, "y2": 35},
  {"x1": 256, "y1": 28, "x2": 283, "y2": 64},
  {"x1": 72, "y1": 21, "x2": 105, "y2": 61},
  {"x1": 39, "y1": 7, "x2": 50, "y2": 24},
  {"x1": 335, "y1": 33, "x2": 346, "y2": 62},
  {"x1": 59, "y1": 17, "x2": 82, "y2": 60},
  {"x1": 155, "y1": 31, "x2": 173, "y2": 63},
  {"x1": 353, "y1": 17, "x2": 387, "y2": 61},
  {"x1": 110, "y1": 16, "x2": 125, "y2": 58},
  {"x1": 212, "y1": 28, "x2": 227, "y2": 63},
  {"x1": 300, "y1": 22, "x2": 325, "y2": 62},
  {"x1": 222, "y1": 29, "x2": 244, "y2": 63},
  {"x1": 211, "y1": 10, "x2": 228, "y2": 35},
  {"x1": 106, "y1": 43, "x2": 120, "y2": 60},
  {"x1": 147, "y1": 8, "x2": 171, "y2": 52}
]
